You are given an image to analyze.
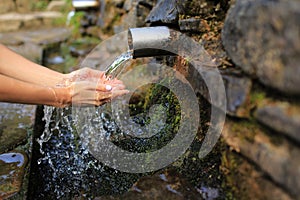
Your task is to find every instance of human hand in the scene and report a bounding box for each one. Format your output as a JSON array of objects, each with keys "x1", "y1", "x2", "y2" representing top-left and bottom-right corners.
[{"x1": 54, "y1": 68, "x2": 129, "y2": 107}]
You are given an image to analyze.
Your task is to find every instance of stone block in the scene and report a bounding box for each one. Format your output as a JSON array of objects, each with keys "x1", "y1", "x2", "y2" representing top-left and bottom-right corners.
[
  {"x1": 47, "y1": 0, "x2": 66, "y2": 11},
  {"x1": 222, "y1": 0, "x2": 300, "y2": 94},
  {"x1": 13, "y1": 27, "x2": 70, "y2": 45},
  {"x1": 179, "y1": 18, "x2": 204, "y2": 32},
  {"x1": 0, "y1": 0, "x2": 16, "y2": 14},
  {"x1": 255, "y1": 102, "x2": 300, "y2": 144},
  {"x1": 222, "y1": 120, "x2": 300, "y2": 197},
  {"x1": 176, "y1": 0, "x2": 229, "y2": 17},
  {"x1": 222, "y1": 74, "x2": 252, "y2": 118},
  {"x1": 146, "y1": 0, "x2": 178, "y2": 24},
  {"x1": 0, "y1": 103, "x2": 35, "y2": 154},
  {"x1": 0, "y1": 13, "x2": 23, "y2": 32},
  {"x1": 8, "y1": 43, "x2": 43, "y2": 63},
  {"x1": 0, "y1": 11, "x2": 63, "y2": 32},
  {"x1": 16, "y1": 0, "x2": 34, "y2": 13}
]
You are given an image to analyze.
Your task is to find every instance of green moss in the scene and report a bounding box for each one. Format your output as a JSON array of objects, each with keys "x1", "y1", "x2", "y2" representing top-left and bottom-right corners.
[
  {"x1": 230, "y1": 119, "x2": 259, "y2": 143},
  {"x1": 30, "y1": 0, "x2": 49, "y2": 11},
  {"x1": 220, "y1": 148, "x2": 243, "y2": 200},
  {"x1": 250, "y1": 91, "x2": 266, "y2": 106}
]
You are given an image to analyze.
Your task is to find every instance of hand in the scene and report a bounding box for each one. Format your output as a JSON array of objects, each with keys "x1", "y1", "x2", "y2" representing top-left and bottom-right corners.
[{"x1": 54, "y1": 68, "x2": 129, "y2": 107}]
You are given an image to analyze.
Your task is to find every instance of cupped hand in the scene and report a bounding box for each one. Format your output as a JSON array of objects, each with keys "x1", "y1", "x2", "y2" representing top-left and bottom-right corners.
[{"x1": 56, "y1": 68, "x2": 129, "y2": 107}]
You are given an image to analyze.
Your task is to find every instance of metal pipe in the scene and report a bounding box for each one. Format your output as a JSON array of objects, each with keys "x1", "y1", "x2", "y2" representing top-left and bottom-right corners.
[{"x1": 128, "y1": 26, "x2": 177, "y2": 58}]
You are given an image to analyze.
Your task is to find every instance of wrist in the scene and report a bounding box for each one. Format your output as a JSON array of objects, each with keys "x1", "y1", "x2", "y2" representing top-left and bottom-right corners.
[{"x1": 52, "y1": 86, "x2": 72, "y2": 107}]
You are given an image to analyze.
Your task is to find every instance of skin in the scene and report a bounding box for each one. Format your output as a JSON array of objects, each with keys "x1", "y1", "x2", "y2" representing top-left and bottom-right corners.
[{"x1": 0, "y1": 44, "x2": 129, "y2": 107}]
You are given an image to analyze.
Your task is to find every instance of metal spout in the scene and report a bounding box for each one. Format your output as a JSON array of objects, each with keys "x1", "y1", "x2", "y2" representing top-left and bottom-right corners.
[{"x1": 128, "y1": 26, "x2": 176, "y2": 58}]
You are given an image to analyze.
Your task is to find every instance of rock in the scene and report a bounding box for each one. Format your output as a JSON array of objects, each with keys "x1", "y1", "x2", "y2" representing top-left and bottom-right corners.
[
  {"x1": 178, "y1": 18, "x2": 204, "y2": 32},
  {"x1": 0, "y1": 103, "x2": 35, "y2": 154},
  {"x1": 86, "y1": 26, "x2": 100, "y2": 37},
  {"x1": 222, "y1": 0, "x2": 300, "y2": 94},
  {"x1": 112, "y1": 0, "x2": 125, "y2": 7},
  {"x1": 8, "y1": 43, "x2": 43, "y2": 63},
  {"x1": 0, "y1": 0, "x2": 16, "y2": 14},
  {"x1": 176, "y1": 0, "x2": 229, "y2": 18},
  {"x1": 0, "y1": 14, "x2": 22, "y2": 32},
  {"x1": 15, "y1": 0, "x2": 36, "y2": 13},
  {"x1": 47, "y1": 0, "x2": 66, "y2": 11},
  {"x1": 0, "y1": 12, "x2": 63, "y2": 32},
  {"x1": 38, "y1": 11, "x2": 64, "y2": 27},
  {"x1": 146, "y1": 0, "x2": 178, "y2": 24},
  {"x1": 222, "y1": 74, "x2": 252, "y2": 118},
  {"x1": 255, "y1": 102, "x2": 300, "y2": 144},
  {"x1": 0, "y1": 119, "x2": 28, "y2": 154},
  {"x1": 222, "y1": 120, "x2": 300, "y2": 198},
  {"x1": 123, "y1": 0, "x2": 133, "y2": 11},
  {"x1": 13, "y1": 27, "x2": 70, "y2": 45},
  {"x1": 0, "y1": 151, "x2": 28, "y2": 199},
  {"x1": 95, "y1": 169, "x2": 204, "y2": 200},
  {"x1": 136, "y1": 3, "x2": 151, "y2": 26},
  {"x1": 0, "y1": 27, "x2": 70, "y2": 63},
  {"x1": 221, "y1": 148, "x2": 293, "y2": 200}
]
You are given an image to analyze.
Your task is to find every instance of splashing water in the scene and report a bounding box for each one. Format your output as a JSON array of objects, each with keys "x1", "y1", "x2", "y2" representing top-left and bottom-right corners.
[{"x1": 33, "y1": 51, "x2": 137, "y2": 199}]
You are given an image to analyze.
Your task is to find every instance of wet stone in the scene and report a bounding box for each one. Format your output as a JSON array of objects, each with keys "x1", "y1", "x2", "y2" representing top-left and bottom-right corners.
[
  {"x1": 0, "y1": 151, "x2": 28, "y2": 199},
  {"x1": 0, "y1": 120, "x2": 27, "y2": 154},
  {"x1": 96, "y1": 169, "x2": 205, "y2": 200},
  {"x1": 255, "y1": 102, "x2": 300, "y2": 144},
  {"x1": 222, "y1": 0, "x2": 300, "y2": 95},
  {"x1": 0, "y1": 103, "x2": 35, "y2": 154},
  {"x1": 146, "y1": 0, "x2": 178, "y2": 24}
]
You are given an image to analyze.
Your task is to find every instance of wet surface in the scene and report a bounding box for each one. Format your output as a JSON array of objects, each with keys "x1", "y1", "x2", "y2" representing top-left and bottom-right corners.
[
  {"x1": 0, "y1": 151, "x2": 28, "y2": 199},
  {"x1": 0, "y1": 103, "x2": 35, "y2": 154}
]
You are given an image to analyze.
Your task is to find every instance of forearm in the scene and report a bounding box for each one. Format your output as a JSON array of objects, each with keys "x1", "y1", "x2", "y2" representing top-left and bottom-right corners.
[
  {"x1": 0, "y1": 74, "x2": 70, "y2": 107},
  {"x1": 0, "y1": 44, "x2": 65, "y2": 87}
]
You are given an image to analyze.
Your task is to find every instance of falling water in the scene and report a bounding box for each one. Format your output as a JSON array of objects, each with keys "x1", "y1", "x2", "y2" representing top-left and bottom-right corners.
[
  {"x1": 105, "y1": 50, "x2": 133, "y2": 79},
  {"x1": 34, "y1": 51, "x2": 136, "y2": 199}
]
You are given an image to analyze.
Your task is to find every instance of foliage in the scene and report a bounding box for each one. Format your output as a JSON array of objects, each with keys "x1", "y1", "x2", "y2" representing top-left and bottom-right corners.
[{"x1": 30, "y1": 0, "x2": 49, "y2": 11}]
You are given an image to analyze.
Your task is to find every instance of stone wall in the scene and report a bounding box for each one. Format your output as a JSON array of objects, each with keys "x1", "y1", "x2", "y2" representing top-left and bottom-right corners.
[
  {"x1": 0, "y1": 0, "x2": 63, "y2": 32},
  {"x1": 0, "y1": 0, "x2": 51, "y2": 14},
  {"x1": 68, "y1": 0, "x2": 300, "y2": 199},
  {"x1": 97, "y1": 0, "x2": 300, "y2": 199}
]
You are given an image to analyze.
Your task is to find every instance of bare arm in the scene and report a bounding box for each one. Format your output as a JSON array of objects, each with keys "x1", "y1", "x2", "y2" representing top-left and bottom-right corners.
[
  {"x1": 0, "y1": 44, "x2": 65, "y2": 87},
  {"x1": 0, "y1": 44, "x2": 129, "y2": 107},
  {"x1": 0, "y1": 74, "x2": 70, "y2": 107}
]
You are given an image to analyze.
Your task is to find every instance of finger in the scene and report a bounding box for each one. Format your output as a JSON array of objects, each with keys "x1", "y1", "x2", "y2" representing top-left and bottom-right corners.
[
  {"x1": 96, "y1": 91, "x2": 112, "y2": 101},
  {"x1": 107, "y1": 78, "x2": 124, "y2": 85},
  {"x1": 96, "y1": 82, "x2": 113, "y2": 91},
  {"x1": 111, "y1": 84, "x2": 126, "y2": 90},
  {"x1": 111, "y1": 89, "x2": 130, "y2": 99}
]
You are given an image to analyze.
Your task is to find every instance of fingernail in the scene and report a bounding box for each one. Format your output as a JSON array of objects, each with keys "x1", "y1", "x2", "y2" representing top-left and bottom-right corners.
[{"x1": 106, "y1": 85, "x2": 112, "y2": 91}]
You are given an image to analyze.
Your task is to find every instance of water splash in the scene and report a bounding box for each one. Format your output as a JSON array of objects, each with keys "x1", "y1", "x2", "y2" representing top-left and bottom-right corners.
[
  {"x1": 34, "y1": 50, "x2": 136, "y2": 199},
  {"x1": 36, "y1": 106, "x2": 55, "y2": 156}
]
